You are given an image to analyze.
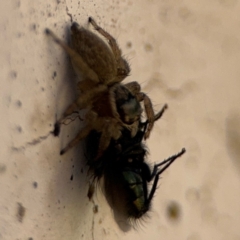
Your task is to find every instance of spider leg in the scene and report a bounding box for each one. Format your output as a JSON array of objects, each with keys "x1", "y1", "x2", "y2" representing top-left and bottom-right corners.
[
  {"x1": 88, "y1": 17, "x2": 122, "y2": 64},
  {"x1": 60, "y1": 124, "x2": 92, "y2": 155},
  {"x1": 45, "y1": 28, "x2": 99, "y2": 83},
  {"x1": 141, "y1": 104, "x2": 168, "y2": 136},
  {"x1": 125, "y1": 81, "x2": 156, "y2": 139},
  {"x1": 52, "y1": 101, "x2": 80, "y2": 137},
  {"x1": 152, "y1": 104, "x2": 168, "y2": 122},
  {"x1": 88, "y1": 17, "x2": 130, "y2": 82},
  {"x1": 77, "y1": 78, "x2": 99, "y2": 92},
  {"x1": 138, "y1": 92, "x2": 155, "y2": 139},
  {"x1": 94, "y1": 119, "x2": 122, "y2": 160},
  {"x1": 94, "y1": 130, "x2": 112, "y2": 160},
  {"x1": 46, "y1": 28, "x2": 105, "y2": 136},
  {"x1": 54, "y1": 83, "x2": 107, "y2": 136},
  {"x1": 147, "y1": 148, "x2": 186, "y2": 202}
]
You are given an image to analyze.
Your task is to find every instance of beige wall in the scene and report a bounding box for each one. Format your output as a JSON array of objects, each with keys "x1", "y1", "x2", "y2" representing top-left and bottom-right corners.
[{"x1": 1, "y1": 0, "x2": 240, "y2": 239}]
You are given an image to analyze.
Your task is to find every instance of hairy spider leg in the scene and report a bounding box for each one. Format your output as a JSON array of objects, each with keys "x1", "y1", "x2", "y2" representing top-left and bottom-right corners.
[
  {"x1": 89, "y1": 17, "x2": 130, "y2": 83},
  {"x1": 46, "y1": 29, "x2": 110, "y2": 131},
  {"x1": 152, "y1": 104, "x2": 168, "y2": 122},
  {"x1": 62, "y1": 84, "x2": 107, "y2": 121},
  {"x1": 60, "y1": 111, "x2": 121, "y2": 158},
  {"x1": 125, "y1": 81, "x2": 156, "y2": 139},
  {"x1": 60, "y1": 124, "x2": 92, "y2": 155},
  {"x1": 45, "y1": 28, "x2": 99, "y2": 83},
  {"x1": 89, "y1": 17, "x2": 122, "y2": 66},
  {"x1": 142, "y1": 103, "x2": 168, "y2": 132}
]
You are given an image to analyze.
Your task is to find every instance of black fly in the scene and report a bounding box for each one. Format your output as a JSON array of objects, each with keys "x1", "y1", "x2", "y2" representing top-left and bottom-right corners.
[{"x1": 86, "y1": 105, "x2": 185, "y2": 220}]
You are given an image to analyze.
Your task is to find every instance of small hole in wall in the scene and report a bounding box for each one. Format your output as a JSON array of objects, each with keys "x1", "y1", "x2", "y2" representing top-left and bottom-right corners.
[
  {"x1": 52, "y1": 71, "x2": 57, "y2": 79},
  {"x1": 126, "y1": 41, "x2": 132, "y2": 48},
  {"x1": 33, "y1": 181, "x2": 38, "y2": 188},
  {"x1": 0, "y1": 164, "x2": 7, "y2": 174},
  {"x1": 15, "y1": 100, "x2": 22, "y2": 108},
  {"x1": 9, "y1": 70, "x2": 17, "y2": 79},
  {"x1": 16, "y1": 202, "x2": 26, "y2": 223},
  {"x1": 166, "y1": 201, "x2": 181, "y2": 222}
]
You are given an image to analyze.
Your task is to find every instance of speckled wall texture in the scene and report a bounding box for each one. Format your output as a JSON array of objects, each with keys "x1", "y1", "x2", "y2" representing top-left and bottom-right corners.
[{"x1": 0, "y1": 0, "x2": 240, "y2": 240}]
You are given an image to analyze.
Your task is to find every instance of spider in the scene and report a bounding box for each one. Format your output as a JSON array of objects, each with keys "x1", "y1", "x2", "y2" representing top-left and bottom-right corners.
[{"x1": 46, "y1": 17, "x2": 157, "y2": 158}]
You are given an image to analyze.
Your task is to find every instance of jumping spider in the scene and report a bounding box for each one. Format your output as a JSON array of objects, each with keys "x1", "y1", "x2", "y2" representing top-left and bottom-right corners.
[{"x1": 46, "y1": 17, "x2": 157, "y2": 158}]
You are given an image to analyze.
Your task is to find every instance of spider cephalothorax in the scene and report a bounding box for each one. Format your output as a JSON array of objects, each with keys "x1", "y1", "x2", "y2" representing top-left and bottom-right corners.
[{"x1": 46, "y1": 17, "x2": 156, "y2": 158}]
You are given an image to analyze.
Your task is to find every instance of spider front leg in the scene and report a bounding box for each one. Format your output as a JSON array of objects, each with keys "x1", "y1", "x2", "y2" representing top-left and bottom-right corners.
[
  {"x1": 59, "y1": 110, "x2": 98, "y2": 154},
  {"x1": 45, "y1": 28, "x2": 99, "y2": 83},
  {"x1": 89, "y1": 17, "x2": 130, "y2": 83},
  {"x1": 89, "y1": 17, "x2": 121, "y2": 61},
  {"x1": 53, "y1": 101, "x2": 80, "y2": 137},
  {"x1": 152, "y1": 104, "x2": 168, "y2": 122},
  {"x1": 140, "y1": 104, "x2": 168, "y2": 137},
  {"x1": 53, "y1": 83, "x2": 108, "y2": 136},
  {"x1": 60, "y1": 123, "x2": 93, "y2": 155},
  {"x1": 45, "y1": 28, "x2": 104, "y2": 136},
  {"x1": 125, "y1": 81, "x2": 155, "y2": 139},
  {"x1": 137, "y1": 92, "x2": 155, "y2": 139}
]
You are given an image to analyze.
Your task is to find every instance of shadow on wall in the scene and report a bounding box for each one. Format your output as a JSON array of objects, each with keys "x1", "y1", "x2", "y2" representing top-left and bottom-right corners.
[
  {"x1": 45, "y1": 25, "x2": 92, "y2": 233},
  {"x1": 226, "y1": 112, "x2": 240, "y2": 175}
]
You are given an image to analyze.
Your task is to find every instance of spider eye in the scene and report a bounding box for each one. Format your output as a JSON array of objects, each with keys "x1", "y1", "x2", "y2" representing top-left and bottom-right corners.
[{"x1": 117, "y1": 68, "x2": 127, "y2": 76}]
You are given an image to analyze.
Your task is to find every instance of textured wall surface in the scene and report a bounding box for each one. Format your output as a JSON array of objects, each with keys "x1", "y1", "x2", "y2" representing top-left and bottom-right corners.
[{"x1": 1, "y1": 0, "x2": 240, "y2": 240}]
